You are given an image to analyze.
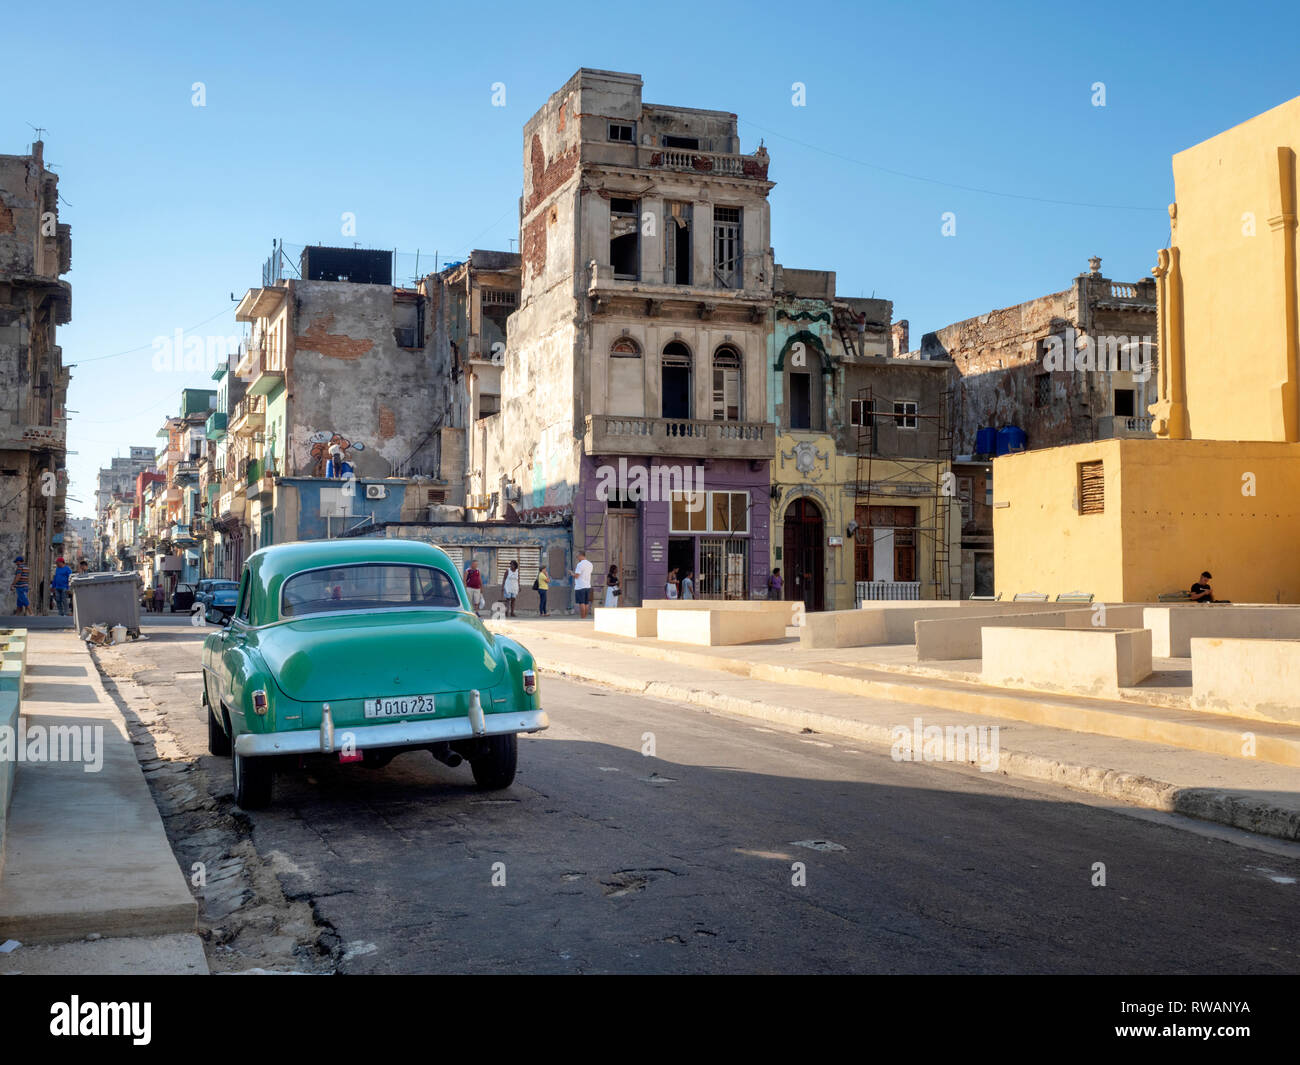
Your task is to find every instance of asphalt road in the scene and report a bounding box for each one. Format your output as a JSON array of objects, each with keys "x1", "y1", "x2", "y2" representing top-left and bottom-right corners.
[{"x1": 100, "y1": 622, "x2": 1300, "y2": 975}]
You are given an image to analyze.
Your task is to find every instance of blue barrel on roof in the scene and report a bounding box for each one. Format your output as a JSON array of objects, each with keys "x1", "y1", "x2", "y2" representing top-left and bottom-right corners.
[
  {"x1": 975, "y1": 427, "x2": 997, "y2": 456},
  {"x1": 996, "y1": 426, "x2": 1027, "y2": 456}
]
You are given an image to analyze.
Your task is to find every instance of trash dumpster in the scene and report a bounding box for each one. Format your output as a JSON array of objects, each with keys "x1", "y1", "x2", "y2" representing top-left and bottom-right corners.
[{"x1": 70, "y1": 571, "x2": 142, "y2": 638}]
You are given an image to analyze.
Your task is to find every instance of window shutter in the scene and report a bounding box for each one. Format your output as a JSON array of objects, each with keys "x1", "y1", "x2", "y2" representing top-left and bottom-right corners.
[{"x1": 1079, "y1": 461, "x2": 1104, "y2": 514}]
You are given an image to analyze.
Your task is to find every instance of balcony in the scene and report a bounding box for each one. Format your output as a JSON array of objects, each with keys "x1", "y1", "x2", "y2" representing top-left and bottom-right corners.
[
  {"x1": 174, "y1": 459, "x2": 199, "y2": 484},
  {"x1": 205, "y1": 411, "x2": 228, "y2": 440},
  {"x1": 169, "y1": 523, "x2": 196, "y2": 545},
  {"x1": 586, "y1": 260, "x2": 769, "y2": 312},
  {"x1": 1098, "y1": 414, "x2": 1156, "y2": 439},
  {"x1": 640, "y1": 145, "x2": 769, "y2": 181},
  {"x1": 584, "y1": 415, "x2": 775, "y2": 460},
  {"x1": 229, "y1": 394, "x2": 266, "y2": 436},
  {"x1": 235, "y1": 341, "x2": 285, "y2": 397},
  {"x1": 164, "y1": 485, "x2": 182, "y2": 503}
]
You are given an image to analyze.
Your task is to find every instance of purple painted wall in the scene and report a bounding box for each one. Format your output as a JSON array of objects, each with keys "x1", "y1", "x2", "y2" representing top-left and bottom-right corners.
[{"x1": 575, "y1": 453, "x2": 770, "y2": 604}]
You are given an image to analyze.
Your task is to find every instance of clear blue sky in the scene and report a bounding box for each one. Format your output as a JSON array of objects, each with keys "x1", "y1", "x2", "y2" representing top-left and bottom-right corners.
[{"x1": 4, "y1": 0, "x2": 1297, "y2": 518}]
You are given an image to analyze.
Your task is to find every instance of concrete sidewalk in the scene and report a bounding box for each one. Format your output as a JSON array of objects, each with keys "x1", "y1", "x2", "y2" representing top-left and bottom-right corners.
[
  {"x1": 487, "y1": 618, "x2": 1300, "y2": 842},
  {"x1": 0, "y1": 630, "x2": 205, "y2": 974}
]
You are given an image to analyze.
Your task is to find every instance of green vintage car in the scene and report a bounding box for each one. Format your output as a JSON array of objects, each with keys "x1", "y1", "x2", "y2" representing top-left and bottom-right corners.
[{"x1": 202, "y1": 539, "x2": 547, "y2": 808}]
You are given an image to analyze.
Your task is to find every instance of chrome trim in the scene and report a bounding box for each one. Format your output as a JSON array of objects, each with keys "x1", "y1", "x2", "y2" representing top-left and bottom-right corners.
[{"x1": 234, "y1": 709, "x2": 549, "y2": 757}]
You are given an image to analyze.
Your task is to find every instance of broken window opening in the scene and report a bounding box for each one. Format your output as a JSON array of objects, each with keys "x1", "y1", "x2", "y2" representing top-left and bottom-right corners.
[
  {"x1": 664, "y1": 201, "x2": 693, "y2": 285},
  {"x1": 610, "y1": 197, "x2": 640, "y2": 281},
  {"x1": 712, "y1": 346, "x2": 742, "y2": 421},
  {"x1": 663, "y1": 135, "x2": 700, "y2": 150},
  {"x1": 789, "y1": 372, "x2": 812, "y2": 430},
  {"x1": 1113, "y1": 388, "x2": 1135, "y2": 417},
  {"x1": 662, "y1": 341, "x2": 692, "y2": 420},
  {"x1": 608, "y1": 123, "x2": 635, "y2": 143},
  {"x1": 713, "y1": 206, "x2": 742, "y2": 289}
]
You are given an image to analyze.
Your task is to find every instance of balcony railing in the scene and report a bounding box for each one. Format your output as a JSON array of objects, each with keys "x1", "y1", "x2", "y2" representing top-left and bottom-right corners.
[
  {"x1": 641, "y1": 146, "x2": 769, "y2": 180},
  {"x1": 856, "y1": 581, "x2": 921, "y2": 605},
  {"x1": 229, "y1": 394, "x2": 266, "y2": 435},
  {"x1": 237, "y1": 342, "x2": 286, "y2": 396},
  {"x1": 584, "y1": 414, "x2": 774, "y2": 460},
  {"x1": 1098, "y1": 414, "x2": 1155, "y2": 439}
]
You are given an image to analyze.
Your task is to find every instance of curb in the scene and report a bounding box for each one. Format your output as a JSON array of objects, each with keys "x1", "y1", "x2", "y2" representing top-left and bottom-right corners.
[
  {"x1": 532, "y1": 652, "x2": 1300, "y2": 843},
  {"x1": 488, "y1": 621, "x2": 1300, "y2": 769}
]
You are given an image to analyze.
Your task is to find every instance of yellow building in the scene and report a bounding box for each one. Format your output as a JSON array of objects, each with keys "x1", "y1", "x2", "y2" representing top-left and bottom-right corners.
[
  {"x1": 996, "y1": 95, "x2": 1300, "y2": 603},
  {"x1": 772, "y1": 431, "x2": 959, "y2": 610}
]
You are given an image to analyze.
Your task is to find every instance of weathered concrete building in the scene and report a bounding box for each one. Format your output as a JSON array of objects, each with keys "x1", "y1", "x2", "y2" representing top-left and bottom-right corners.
[
  {"x1": 768, "y1": 267, "x2": 959, "y2": 609},
  {"x1": 424, "y1": 250, "x2": 522, "y2": 511},
  {"x1": 483, "y1": 68, "x2": 778, "y2": 604},
  {"x1": 917, "y1": 258, "x2": 1158, "y2": 598},
  {"x1": 921, "y1": 258, "x2": 1159, "y2": 457},
  {"x1": 0, "y1": 140, "x2": 72, "y2": 610}
]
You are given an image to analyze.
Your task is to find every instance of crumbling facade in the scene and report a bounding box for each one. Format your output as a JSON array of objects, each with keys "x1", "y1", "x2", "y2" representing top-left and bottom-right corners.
[
  {"x1": 768, "y1": 268, "x2": 959, "y2": 609},
  {"x1": 0, "y1": 140, "x2": 72, "y2": 610},
  {"x1": 921, "y1": 258, "x2": 1159, "y2": 457},
  {"x1": 484, "y1": 68, "x2": 778, "y2": 604},
  {"x1": 920, "y1": 258, "x2": 1158, "y2": 598}
]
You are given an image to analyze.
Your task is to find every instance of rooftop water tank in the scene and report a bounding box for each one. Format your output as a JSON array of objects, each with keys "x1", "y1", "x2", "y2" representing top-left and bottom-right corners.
[{"x1": 996, "y1": 426, "x2": 1027, "y2": 456}]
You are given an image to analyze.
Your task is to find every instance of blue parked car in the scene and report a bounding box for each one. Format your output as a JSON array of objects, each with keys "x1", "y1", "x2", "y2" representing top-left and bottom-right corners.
[{"x1": 194, "y1": 578, "x2": 240, "y2": 623}]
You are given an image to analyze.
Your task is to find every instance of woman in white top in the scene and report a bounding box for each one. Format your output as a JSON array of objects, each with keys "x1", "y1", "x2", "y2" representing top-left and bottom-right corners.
[{"x1": 502, "y1": 560, "x2": 520, "y2": 617}]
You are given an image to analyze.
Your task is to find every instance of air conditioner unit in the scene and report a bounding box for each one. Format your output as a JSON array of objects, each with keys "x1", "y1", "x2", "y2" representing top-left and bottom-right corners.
[
  {"x1": 365, "y1": 484, "x2": 388, "y2": 500},
  {"x1": 504, "y1": 483, "x2": 520, "y2": 502}
]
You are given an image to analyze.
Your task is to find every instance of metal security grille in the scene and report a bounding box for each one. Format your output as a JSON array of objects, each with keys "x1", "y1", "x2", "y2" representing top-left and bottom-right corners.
[
  {"x1": 1079, "y1": 461, "x2": 1105, "y2": 514},
  {"x1": 699, "y1": 537, "x2": 748, "y2": 599}
]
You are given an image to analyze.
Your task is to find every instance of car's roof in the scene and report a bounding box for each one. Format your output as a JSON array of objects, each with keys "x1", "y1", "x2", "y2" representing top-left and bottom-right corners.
[{"x1": 242, "y1": 539, "x2": 461, "y2": 624}]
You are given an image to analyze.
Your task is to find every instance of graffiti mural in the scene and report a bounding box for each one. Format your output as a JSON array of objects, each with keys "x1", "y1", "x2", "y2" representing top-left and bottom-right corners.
[{"x1": 306, "y1": 431, "x2": 367, "y2": 477}]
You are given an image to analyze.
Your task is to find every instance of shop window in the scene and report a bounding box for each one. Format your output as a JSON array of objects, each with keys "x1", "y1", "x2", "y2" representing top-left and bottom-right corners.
[{"x1": 671, "y1": 490, "x2": 749, "y2": 534}]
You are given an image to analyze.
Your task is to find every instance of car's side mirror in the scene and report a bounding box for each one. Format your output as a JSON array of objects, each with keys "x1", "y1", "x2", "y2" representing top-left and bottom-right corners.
[{"x1": 221, "y1": 613, "x2": 233, "y2": 627}]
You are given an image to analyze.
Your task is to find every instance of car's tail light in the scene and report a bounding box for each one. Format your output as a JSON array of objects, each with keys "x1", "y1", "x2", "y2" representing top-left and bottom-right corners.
[
  {"x1": 522, "y1": 670, "x2": 537, "y2": 694},
  {"x1": 252, "y1": 689, "x2": 268, "y2": 715}
]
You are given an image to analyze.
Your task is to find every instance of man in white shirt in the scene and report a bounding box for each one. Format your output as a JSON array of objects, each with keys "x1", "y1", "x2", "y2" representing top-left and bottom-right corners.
[{"x1": 571, "y1": 550, "x2": 594, "y2": 619}]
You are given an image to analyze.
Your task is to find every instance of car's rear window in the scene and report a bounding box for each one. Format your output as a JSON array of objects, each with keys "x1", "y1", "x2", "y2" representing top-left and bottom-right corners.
[{"x1": 281, "y1": 564, "x2": 464, "y2": 618}]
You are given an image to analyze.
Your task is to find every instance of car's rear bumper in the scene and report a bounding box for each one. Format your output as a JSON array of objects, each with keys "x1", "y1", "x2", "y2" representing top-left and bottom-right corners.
[{"x1": 233, "y1": 708, "x2": 549, "y2": 757}]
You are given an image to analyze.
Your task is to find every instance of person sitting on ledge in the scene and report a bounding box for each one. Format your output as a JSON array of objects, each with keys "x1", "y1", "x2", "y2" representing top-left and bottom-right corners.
[{"x1": 1190, "y1": 571, "x2": 1216, "y2": 602}]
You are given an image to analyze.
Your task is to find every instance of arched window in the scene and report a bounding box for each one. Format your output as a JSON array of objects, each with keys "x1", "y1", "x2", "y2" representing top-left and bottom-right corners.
[
  {"x1": 610, "y1": 336, "x2": 641, "y2": 358},
  {"x1": 712, "y1": 345, "x2": 742, "y2": 421},
  {"x1": 661, "y1": 341, "x2": 692, "y2": 419},
  {"x1": 609, "y1": 336, "x2": 645, "y2": 417}
]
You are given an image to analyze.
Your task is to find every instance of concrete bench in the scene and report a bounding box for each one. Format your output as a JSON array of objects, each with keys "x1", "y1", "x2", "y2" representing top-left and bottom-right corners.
[
  {"x1": 656, "y1": 608, "x2": 789, "y2": 646},
  {"x1": 982, "y1": 626, "x2": 1153, "y2": 695},
  {"x1": 915, "y1": 604, "x2": 1146, "y2": 660},
  {"x1": 1144, "y1": 605, "x2": 1300, "y2": 657},
  {"x1": 593, "y1": 606, "x2": 658, "y2": 638},
  {"x1": 1190, "y1": 637, "x2": 1300, "y2": 724},
  {"x1": 643, "y1": 599, "x2": 791, "y2": 614}
]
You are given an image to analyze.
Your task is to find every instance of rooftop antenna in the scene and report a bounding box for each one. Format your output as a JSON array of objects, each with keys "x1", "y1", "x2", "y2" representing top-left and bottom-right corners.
[{"x1": 27, "y1": 122, "x2": 47, "y2": 141}]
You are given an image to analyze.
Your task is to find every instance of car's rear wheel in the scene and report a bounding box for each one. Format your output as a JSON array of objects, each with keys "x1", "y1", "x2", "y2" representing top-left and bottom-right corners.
[
  {"x1": 232, "y1": 749, "x2": 273, "y2": 809},
  {"x1": 206, "y1": 691, "x2": 231, "y2": 756},
  {"x1": 470, "y1": 733, "x2": 517, "y2": 790}
]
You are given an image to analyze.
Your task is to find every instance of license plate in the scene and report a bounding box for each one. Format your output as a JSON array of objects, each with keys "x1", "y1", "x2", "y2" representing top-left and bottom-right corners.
[{"x1": 364, "y1": 694, "x2": 438, "y2": 719}]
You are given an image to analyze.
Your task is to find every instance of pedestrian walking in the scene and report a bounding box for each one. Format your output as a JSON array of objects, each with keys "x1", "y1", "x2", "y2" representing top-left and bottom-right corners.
[
  {"x1": 464, "y1": 559, "x2": 486, "y2": 615},
  {"x1": 681, "y1": 569, "x2": 695, "y2": 600},
  {"x1": 535, "y1": 564, "x2": 549, "y2": 616},
  {"x1": 153, "y1": 581, "x2": 164, "y2": 613},
  {"x1": 571, "y1": 550, "x2": 593, "y2": 619},
  {"x1": 502, "y1": 560, "x2": 520, "y2": 617},
  {"x1": 665, "y1": 568, "x2": 679, "y2": 600},
  {"x1": 10, "y1": 555, "x2": 30, "y2": 616},
  {"x1": 52, "y1": 556, "x2": 72, "y2": 616},
  {"x1": 604, "y1": 565, "x2": 620, "y2": 608},
  {"x1": 767, "y1": 567, "x2": 783, "y2": 600}
]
